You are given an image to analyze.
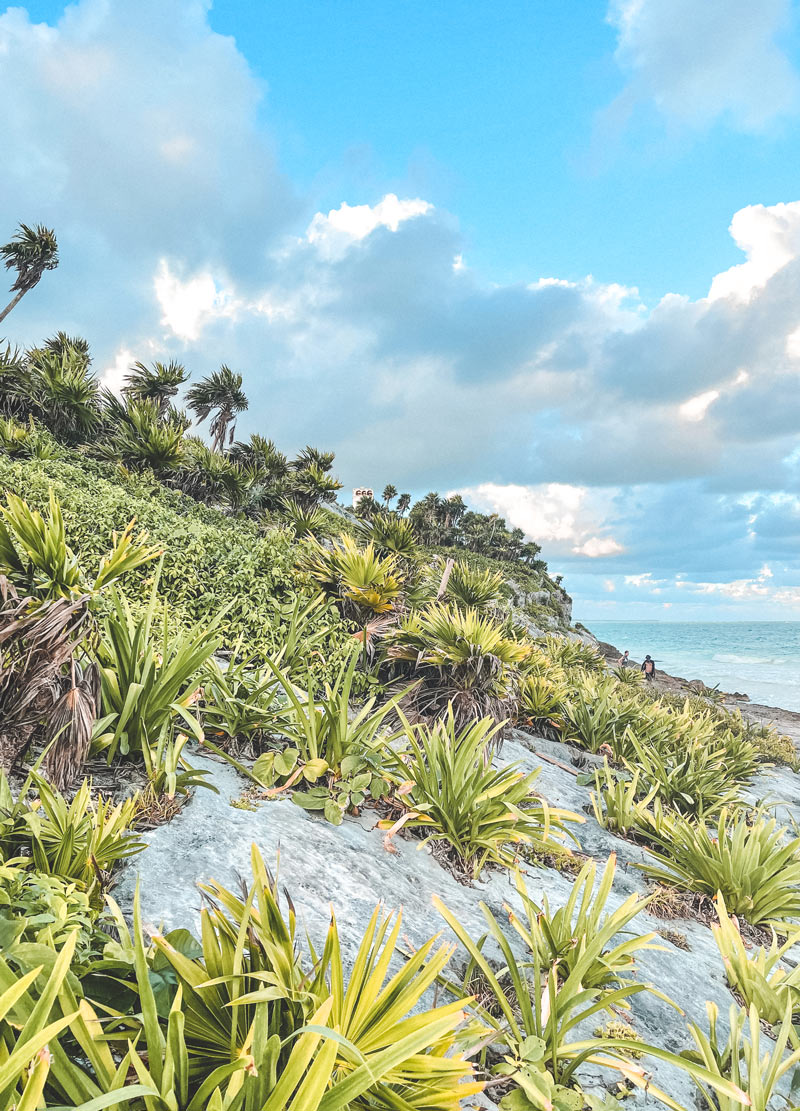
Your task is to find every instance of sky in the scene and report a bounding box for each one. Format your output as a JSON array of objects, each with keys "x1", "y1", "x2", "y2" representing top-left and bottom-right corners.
[{"x1": 2, "y1": 0, "x2": 800, "y2": 623}]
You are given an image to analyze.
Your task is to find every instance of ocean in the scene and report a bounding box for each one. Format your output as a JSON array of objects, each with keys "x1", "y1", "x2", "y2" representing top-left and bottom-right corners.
[{"x1": 588, "y1": 621, "x2": 800, "y2": 713}]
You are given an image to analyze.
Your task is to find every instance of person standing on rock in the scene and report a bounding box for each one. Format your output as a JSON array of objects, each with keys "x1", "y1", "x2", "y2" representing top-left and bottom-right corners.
[
  {"x1": 641, "y1": 654, "x2": 656, "y2": 681},
  {"x1": 618, "y1": 650, "x2": 630, "y2": 668}
]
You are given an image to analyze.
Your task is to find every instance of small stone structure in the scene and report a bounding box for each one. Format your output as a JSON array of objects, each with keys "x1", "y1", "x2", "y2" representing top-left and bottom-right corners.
[{"x1": 352, "y1": 487, "x2": 374, "y2": 509}]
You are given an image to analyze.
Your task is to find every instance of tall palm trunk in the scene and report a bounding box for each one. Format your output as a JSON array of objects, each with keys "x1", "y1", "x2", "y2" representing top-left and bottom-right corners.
[{"x1": 0, "y1": 288, "x2": 27, "y2": 325}]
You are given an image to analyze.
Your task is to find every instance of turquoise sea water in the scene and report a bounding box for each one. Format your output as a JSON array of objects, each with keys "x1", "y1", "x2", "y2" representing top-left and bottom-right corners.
[{"x1": 588, "y1": 622, "x2": 800, "y2": 713}]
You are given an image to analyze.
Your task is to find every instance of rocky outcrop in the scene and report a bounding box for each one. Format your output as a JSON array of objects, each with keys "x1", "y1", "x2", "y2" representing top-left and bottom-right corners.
[{"x1": 114, "y1": 732, "x2": 800, "y2": 1110}]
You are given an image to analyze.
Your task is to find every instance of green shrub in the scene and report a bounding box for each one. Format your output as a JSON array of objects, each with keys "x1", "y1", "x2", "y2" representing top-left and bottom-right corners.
[
  {"x1": 626, "y1": 733, "x2": 740, "y2": 819},
  {"x1": 685, "y1": 1001, "x2": 800, "y2": 1111},
  {"x1": 249, "y1": 650, "x2": 407, "y2": 824},
  {"x1": 0, "y1": 771, "x2": 144, "y2": 895},
  {"x1": 0, "y1": 860, "x2": 105, "y2": 963},
  {"x1": 0, "y1": 452, "x2": 355, "y2": 679},
  {"x1": 93, "y1": 576, "x2": 220, "y2": 761},
  {"x1": 590, "y1": 762, "x2": 662, "y2": 840},
  {"x1": 434, "y1": 875, "x2": 746, "y2": 1111},
  {"x1": 127, "y1": 844, "x2": 481, "y2": 1109}
]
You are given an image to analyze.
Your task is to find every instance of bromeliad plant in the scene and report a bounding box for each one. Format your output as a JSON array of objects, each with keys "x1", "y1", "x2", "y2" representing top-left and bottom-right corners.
[
  {"x1": 639, "y1": 808, "x2": 800, "y2": 927},
  {"x1": 711, "y1": 893, "x2": 800, "y2": 1026},
  {"x1": 380, "y1": 709, "x2": 580, "y2": 876}
]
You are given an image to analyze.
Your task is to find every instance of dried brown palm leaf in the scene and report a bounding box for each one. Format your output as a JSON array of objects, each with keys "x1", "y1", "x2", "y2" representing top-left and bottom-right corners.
[
  {"x1": 0, "y1": 580, "x2": 93, "y2": 773},
  {"x1": 43, "y1": 659, "x2": 100, "y2": 789}
]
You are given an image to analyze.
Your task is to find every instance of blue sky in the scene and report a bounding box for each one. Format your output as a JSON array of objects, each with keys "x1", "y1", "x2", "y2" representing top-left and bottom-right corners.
[{"x1": 2, "y1": 0, "x2": 800, "y2": 622}]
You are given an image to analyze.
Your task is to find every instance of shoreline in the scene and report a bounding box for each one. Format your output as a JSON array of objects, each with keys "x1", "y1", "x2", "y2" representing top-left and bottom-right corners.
[{"x1": 593, "y1": 637, "x2": 800, "y2": 748}]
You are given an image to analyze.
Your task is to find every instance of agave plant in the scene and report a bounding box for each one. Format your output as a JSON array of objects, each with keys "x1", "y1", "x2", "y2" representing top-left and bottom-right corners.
[
  {"x1": 625, "y1": 732, "x2": 741, "y2": 819},
  {"x1": 541, "y1": 636, "x2": 604, "y2": 673},
  {"x1": 590, "y1": 761, "x2": 663, "y2": 840},
  {"x1": 517, "y1": 674, "x2": 566, "y2": 739},
  {"x1": 25, "y1": 343, "x2": 102, "y2": 443},
  {"x1": 380, "y1": 709, "x2": 579, "y2": 875},
  {"x1": 0, "y1": 769, "x2": 143, "y2": 893},
  {"x1": 300, "y1": 535, "x2": 402, "y2": 665},
  {"x1": 100, "y1": 397, "x2": 186, "y2": 472},
  {"x1": 506, "y1": 855, "x2": 662, "y2": 991},
  {"x1": 443, "y1": 559, "x2": 505, "y2": 610},
  {"x1": 249, "y1": 649, "x2": 408, "y2": 824},
  {"x1": 280, "y1": 497, "x2": 331, "y2": 538},
  {"x1": 0, "y1": 488, "x2": 161, "y2": 602},
  {"x1": 173, "y1": 437, "x2": 252, "y2": 507},
  {"x1": 685, "y1": 1000, "x2": 800, "y2": 1111},
  {"x1": 291, "y1": 460, "x2": 343, "y2": 510},
  {"x1": 382, "y1": 603, "x2": 530, "y2": 728},
  {"x1": 201, "y1": 648, "x2": 284, "y2": 748}
]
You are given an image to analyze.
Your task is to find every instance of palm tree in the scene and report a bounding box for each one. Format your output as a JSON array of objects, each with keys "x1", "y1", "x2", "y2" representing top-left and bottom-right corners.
[
  {"x1": 186, "y1": 365, "x2": 248, "y2": 452},
  {"x1": 0, "y1": 224, "x2": 59, "y2": 325},
  {"x1": 382, "y1": 484, "x2": 398, "y2": 507},
  {"x1": 123, "y1": 359, "x2": 187, "y2": 417},
  {"x1": 396, "y1": 492, "x2": 411, "y2": 516}
]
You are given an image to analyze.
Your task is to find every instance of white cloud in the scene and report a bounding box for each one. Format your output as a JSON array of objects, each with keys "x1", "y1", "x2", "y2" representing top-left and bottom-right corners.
[
  {"x1": 2, "y1": 0, "x2": 800, "y2": 614},
  {"x1": 154, "y1": 261, "x2": 237, "y2": 342},
  {"x1": 608, "y1": 0, "x2": 800, "y2": 130},
  {"x1": 306, "y1": 195, "x2": 432, "y2": 260},
  {"x1": 100, "y1": 347, "x2": 136, "y2": 394},
  {"x1": 456, "y1": 482, "x2": 624, "y2": 559},
  {"x1": 709, "y1": 202, "x2": 800, "y2": 301},
  {"x1": 573, "y1": 536, "x2": 625, "y2": 558},
  {"x1": 679, "y1": 389, "x2": 720, "y2": 422}
]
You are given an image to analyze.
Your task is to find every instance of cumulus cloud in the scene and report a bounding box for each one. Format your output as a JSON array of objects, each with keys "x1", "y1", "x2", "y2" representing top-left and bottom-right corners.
[
  {"x1": 608, "y1": 0, "x2": 800, "y2": 130},
  {"x1": 456, "y1": 483, "x2": 625, "y2": 560}
]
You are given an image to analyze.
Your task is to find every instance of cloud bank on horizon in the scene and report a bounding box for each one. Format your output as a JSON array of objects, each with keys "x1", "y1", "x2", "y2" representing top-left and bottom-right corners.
[{"x1": 1, "y1": 0, "x2": 799, "y2": 621}]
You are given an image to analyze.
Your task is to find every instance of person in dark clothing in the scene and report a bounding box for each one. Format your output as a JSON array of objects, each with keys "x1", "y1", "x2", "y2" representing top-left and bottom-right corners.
[{"x1": 641, "y1": 654, "x2": 656, "y2": 681}]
